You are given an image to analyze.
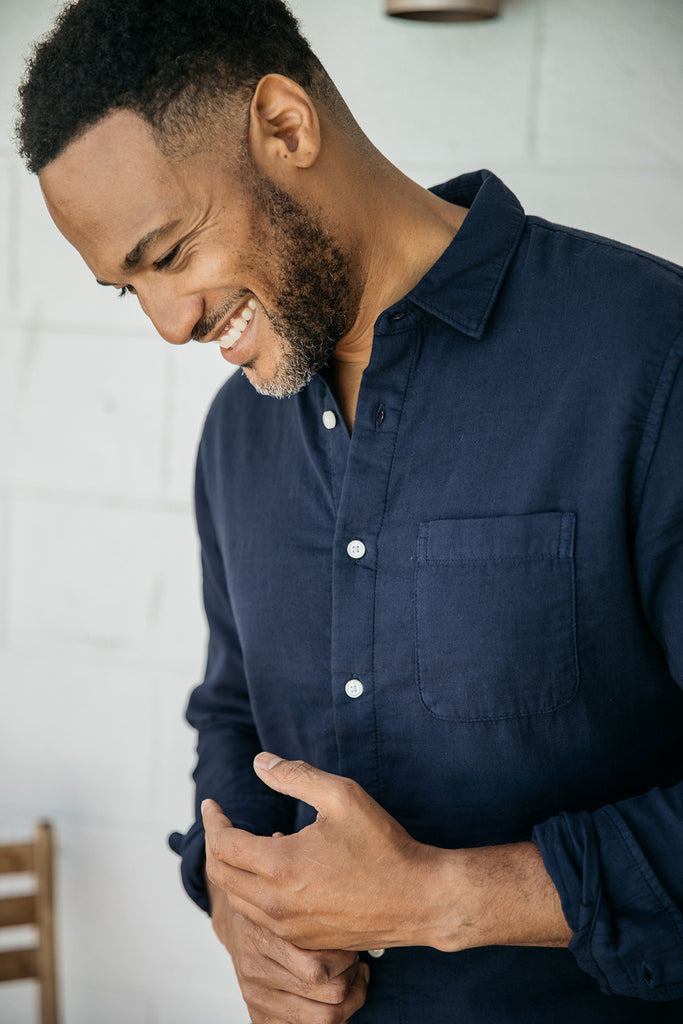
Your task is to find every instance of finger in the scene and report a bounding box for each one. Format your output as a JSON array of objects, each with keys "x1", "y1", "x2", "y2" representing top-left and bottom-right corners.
[
  {"x1": 202, "y1": 800, "x2": 271, "y2": 874},
  {"x1": 242, "y1": 959, "x2": 370, "y2": 1024},
  {"x1": 242, "y1": 947, "x2": 360, "y2": 1005},
  {"x1": 253, "y1": 753, "x2": 356, "y2": 816},
  {"x1": 247, "y1": 922, "x2": 358, "y2": 984},
  {"x1": 201, "y1": 798, "x2": 233, "y2": 833},
  {"x1": 206, "y1": 863, "x2": 265, "y2": 914}
]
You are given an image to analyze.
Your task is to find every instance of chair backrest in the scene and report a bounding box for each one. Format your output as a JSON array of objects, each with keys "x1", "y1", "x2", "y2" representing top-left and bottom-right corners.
[{"x1": 0, "y1": 821, "x2": 59, "y2": 1024}]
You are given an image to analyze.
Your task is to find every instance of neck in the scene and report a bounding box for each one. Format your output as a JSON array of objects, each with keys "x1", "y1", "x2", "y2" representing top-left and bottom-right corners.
[{"x1": 329, "y1": 154, "x2": 468, "y2": 431}]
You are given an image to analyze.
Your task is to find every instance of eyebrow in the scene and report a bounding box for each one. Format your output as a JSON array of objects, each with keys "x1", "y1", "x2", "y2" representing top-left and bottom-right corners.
[{"x1": 95, "y1": 218, "x2": 182, "y2": 286}]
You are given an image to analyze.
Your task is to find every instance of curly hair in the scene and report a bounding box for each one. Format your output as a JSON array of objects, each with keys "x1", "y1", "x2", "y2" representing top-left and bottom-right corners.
[{"x1": 16, "y1": 0, "x2": 335, "y2": 174}]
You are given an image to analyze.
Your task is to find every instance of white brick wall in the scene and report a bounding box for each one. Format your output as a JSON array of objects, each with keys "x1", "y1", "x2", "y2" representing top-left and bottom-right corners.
[{"x1": 1, "y1": 1, "x2": 682, "y2": 1021}]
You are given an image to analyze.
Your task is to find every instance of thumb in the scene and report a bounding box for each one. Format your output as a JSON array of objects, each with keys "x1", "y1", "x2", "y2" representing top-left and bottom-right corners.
[{"x1": 253, "y1": 752, "x2": 341, "y2": 813}]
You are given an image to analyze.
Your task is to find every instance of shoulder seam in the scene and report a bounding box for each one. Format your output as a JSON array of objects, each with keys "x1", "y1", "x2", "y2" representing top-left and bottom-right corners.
[
  {"x1": 526, "y1": 217, "x2": 683, "y2": 283},
  {"x1": 632, "y1": 328, "x2": 683, "y2": 519}
]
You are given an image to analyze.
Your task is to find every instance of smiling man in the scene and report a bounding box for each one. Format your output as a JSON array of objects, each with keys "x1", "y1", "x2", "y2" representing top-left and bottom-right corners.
[{"x1": 17, "y1": 0, "x2": 683, "y2": 1022}]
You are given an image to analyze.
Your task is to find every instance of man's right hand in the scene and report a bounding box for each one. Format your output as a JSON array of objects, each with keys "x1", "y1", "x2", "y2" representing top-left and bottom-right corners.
[{"x1": 207, "y1": 879, "x2": 370, "y2": 1024}]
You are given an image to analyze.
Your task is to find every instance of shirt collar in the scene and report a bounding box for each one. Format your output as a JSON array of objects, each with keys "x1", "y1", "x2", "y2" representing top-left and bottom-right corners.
[{"x1": 403, "y1": 169, "x2": 526, "y2": 340}]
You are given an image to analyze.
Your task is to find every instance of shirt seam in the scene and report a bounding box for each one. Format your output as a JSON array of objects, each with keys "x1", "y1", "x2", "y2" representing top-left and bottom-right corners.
[
  {"x1": 419, "y1": 554, "x2": 572, "y2": 566},
  {"x1": 632, "y1": 328, "x2": 683, "y2": 519},
  {"x1": 527, "y1": 218, "x2": 683, "y2": 283},
  {"x1": 372, "y1": 328, "x2": 423, "y2": 807}
]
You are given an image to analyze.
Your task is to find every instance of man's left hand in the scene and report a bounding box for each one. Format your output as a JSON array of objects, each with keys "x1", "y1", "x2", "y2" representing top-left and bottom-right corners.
[
  {"x1": 201, "y1": 754, "x2": 446, "y2": 953},
  {"x1": 202, "y1": 754, "x2": 573, "y2": 954}
]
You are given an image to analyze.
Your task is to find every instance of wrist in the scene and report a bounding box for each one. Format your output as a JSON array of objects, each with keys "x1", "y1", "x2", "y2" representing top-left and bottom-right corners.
[{"x1": 415, "y1": 841, "x2": 573, "y2": 953}]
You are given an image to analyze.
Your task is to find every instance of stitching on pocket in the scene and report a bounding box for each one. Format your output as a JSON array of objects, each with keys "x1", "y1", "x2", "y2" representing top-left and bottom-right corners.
[{"x1": 415, "y1": 512, "x2": 580, "y2": 722}]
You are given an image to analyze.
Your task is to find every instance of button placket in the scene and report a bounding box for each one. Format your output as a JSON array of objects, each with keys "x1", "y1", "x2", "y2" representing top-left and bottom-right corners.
[{"x1": 329, "y1": 317, "x2": 417, "y2": 791}]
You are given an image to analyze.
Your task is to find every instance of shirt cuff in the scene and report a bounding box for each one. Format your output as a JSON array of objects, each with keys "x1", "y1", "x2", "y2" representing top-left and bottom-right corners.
[{"x1": 533, "y1": 803, "x2": 683, "y2": 1001}]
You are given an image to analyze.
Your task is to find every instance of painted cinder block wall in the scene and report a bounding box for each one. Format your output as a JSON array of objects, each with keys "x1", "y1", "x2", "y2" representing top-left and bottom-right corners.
[{"x1": 1, "y1": 1, "x2": 681, "y2": 1021}]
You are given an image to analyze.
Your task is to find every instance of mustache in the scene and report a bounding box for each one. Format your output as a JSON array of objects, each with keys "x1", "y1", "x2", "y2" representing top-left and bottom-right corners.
[{"x1": 192, "y1": 293, "x2": 251, "y2": 342}]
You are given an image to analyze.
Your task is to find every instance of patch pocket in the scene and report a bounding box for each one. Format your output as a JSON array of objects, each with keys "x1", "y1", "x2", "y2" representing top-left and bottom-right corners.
[{"x1": 415, "y1": 512, "x2": 579, "y2": 721}]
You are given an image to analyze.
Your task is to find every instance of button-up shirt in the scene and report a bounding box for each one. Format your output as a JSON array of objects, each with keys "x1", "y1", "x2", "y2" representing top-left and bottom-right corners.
[{"x1": 170, "y1": 170, "x2": 683, "y2": 1020}]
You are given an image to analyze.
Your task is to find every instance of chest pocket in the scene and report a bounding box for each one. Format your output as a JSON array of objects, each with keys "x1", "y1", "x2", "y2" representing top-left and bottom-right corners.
[{"x1": 415, "y1": 512, "x2": 579, "y2": 721}]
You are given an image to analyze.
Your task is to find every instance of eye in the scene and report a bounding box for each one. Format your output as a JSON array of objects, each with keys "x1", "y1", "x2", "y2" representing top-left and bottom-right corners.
[
  {"x1": 154, "y1": 244, "x2": 181, "y2": 271},
  {"x1": 117, "y1": 284, "x2": 136, "y2": 298}
]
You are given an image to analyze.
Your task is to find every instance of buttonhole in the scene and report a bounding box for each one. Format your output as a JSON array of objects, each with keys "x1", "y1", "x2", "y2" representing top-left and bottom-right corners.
[
  {"x1": 390, "y1": 311, "x2": 405, "y2": 321},
  {"x1": 375, "y1": 404, "x2": 386, "y2": 429},
  {"x1": 641, "y1": 962, "x2": 654, "y2": 986}
]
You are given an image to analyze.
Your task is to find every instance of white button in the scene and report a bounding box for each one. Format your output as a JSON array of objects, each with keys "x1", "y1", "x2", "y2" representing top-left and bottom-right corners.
[
  {"x1": 345, "y1": 679, "x2": 364, "y2": 699},
  {"x1": 347, "y1": 539, "x2": 366, "y2": 559},
  {"x1": 368, "y1": 948, "x2": 385, "y2": 958},
  {"x1": 322, "y1": 410, "x2": 337, "y2": 430}
]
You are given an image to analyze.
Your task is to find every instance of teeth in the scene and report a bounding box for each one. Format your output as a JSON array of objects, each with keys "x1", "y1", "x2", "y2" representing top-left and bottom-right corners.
[{"x1": 214, "y1": 299, "x2": 255, "y2": 350}]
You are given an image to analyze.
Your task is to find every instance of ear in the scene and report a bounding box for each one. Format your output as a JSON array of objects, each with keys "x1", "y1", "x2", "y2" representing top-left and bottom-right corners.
[{"x1": 248, "y1": 74, "x2": 321, "y2": 172}]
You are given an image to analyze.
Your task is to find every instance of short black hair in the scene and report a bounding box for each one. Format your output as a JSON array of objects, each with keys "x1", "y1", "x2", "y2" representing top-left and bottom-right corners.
[{"x1": 17, "y1": 0, "x2": 332, "y2": 174}]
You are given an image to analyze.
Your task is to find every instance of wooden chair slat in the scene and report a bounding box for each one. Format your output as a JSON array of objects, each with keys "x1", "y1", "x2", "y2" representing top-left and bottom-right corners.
[
  {"x1": 0, "y1": 947, "x2": 38, "y2": 982},
  {"x1": 0, "y1": 893, "x2": 37, "y2": 928},
  {"x1": 0, "y1": 843, "x2": 35, "y2": 874}
]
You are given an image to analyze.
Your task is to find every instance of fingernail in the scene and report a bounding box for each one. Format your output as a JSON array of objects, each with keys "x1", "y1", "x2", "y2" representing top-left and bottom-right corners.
[
  {"x1": 254, "y1": 752, "x2": 283, "y2": 770},
  {"x1": 200, "y1": 799, "x2": 210, "y2": 814}
]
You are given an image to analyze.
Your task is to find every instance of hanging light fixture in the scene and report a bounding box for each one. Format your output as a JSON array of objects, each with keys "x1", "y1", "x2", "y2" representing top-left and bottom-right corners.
[{"x1": 386, "y1": 0, "x2": 500, "y2": 21}]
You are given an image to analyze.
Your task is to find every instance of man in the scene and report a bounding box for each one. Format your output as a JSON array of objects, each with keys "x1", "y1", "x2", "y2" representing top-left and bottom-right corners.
[{"x1": 17, "y1": 0, "x2": 683, "y2": 1021}]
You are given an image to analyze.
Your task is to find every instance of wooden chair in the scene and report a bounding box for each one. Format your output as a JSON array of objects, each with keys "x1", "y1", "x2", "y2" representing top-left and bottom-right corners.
[{"x1": 0, "y1": 822, "x2": 60, "y2": 1024}]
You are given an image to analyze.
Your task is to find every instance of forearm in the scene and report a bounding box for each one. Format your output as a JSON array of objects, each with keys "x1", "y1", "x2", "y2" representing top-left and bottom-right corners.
[
  {"x1": 202, "y1": 760, "x2": 574, "y2": 956},
  {"x1": 420, "y1": 840, "x2": 573, "y2": 953}
]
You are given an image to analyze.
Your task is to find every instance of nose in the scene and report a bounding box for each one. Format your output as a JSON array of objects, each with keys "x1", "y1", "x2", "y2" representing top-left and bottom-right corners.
[{"x1": 135, "y1": 283, "x2": 204, "y2": 346}]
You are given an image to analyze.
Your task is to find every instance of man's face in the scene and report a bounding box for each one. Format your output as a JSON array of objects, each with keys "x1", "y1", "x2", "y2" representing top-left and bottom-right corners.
[{"x1": 39, "y1": 110, "x2": 358, "y2": 397}]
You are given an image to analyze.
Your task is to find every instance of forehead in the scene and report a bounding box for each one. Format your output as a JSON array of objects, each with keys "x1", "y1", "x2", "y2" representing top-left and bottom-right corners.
[{"x1": 39, "y1": 111, "x2": 182, "y2": 268}]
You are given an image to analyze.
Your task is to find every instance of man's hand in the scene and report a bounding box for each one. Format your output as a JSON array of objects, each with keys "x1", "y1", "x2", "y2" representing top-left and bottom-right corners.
[
  {"x1": 202, "y1": 754, "x2": 449, "y2": 952},
  {"x1": 207, "y1": 877, "x2": 369, "y2": 1024},
  {"x1": 202, "y1": 754, "x2": 573, "y2": 955}
]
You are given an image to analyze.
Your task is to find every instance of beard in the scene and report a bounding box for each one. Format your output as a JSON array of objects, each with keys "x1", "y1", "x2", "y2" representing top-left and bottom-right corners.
[{"x1": 242, "y1": 169, "x2": 360, "y2": 398}]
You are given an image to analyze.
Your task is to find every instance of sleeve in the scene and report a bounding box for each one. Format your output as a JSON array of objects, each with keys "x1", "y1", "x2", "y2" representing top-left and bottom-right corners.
[
  {"x1": 168, "y1": 438, "x2": 296, "y2": 914},
  {"x1": 533, "y1": 343, "x2": 683, "y2": 1001}
]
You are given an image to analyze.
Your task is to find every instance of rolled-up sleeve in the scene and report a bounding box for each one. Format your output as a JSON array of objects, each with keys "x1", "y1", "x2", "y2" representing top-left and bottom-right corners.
[{"x1": 533, "y1": 785, "x2": 683, "y2": 1000}]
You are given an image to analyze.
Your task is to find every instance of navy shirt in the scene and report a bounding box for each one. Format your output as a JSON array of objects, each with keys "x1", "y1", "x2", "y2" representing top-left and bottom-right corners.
[{"x1": 170, "y1": 170, "x2": 683, "y2": 1020}]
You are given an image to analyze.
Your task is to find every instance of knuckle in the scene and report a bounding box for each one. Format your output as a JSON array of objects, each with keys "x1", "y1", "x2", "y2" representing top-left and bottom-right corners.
[
  {"x1": 324, "y1": 976, "x2": 350, "y2": 1005},
  {"x1": 266, "y1": 856, "x2": 292, "y2": 887},
  {"x1": 327, "y1": 775, "x2": 360, "y2": 814},
  {"x1": 263, "y1": 898, "x2": 289, "y2": 923},
  {"x1": 301, "y1": 958, "x2": 330, "y2": 987},
  {"x1": 236, "y1": 953, "x2": 260, "y2": 982},
  {"x1": 337, "y1": 775, "x2": 360, "y2": 800},
  {"x1": 205, "y1": 831, "x2": 224, "y2": 863}
]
